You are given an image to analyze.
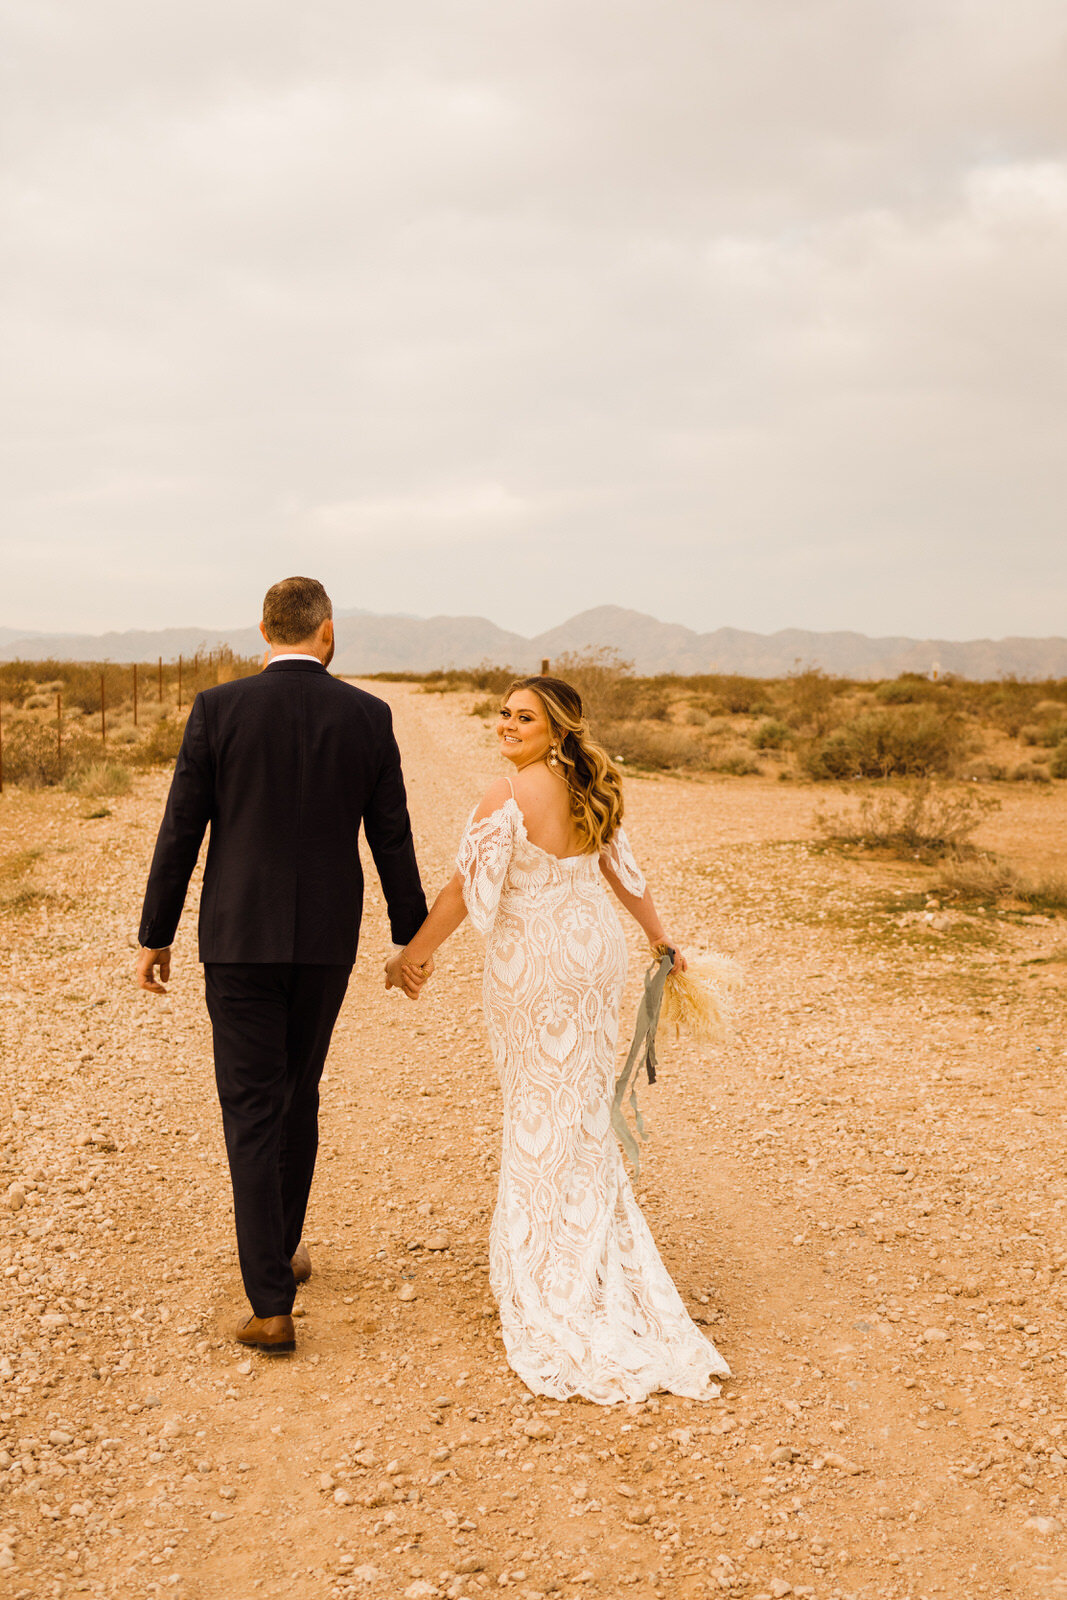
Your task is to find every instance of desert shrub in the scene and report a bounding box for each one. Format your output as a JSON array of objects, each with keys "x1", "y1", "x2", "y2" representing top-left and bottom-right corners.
[
  {"x1": 471, "y1": 697, "x2": 498, "y2": 719},
  {"x1": 752, "y1": 719, "x2": 791, "y2": 750},
  {"x1": 601, "y1": 721, "x2": 708, "y2": 770},
  {"x1": 1034, "y1": 719, "x2": 1067, "y2": 748},
  {"x1": 1015, "y1": 871, "x2": 1067, "y2": 911},
  {"x1": 1050, "y1": 743, "x2": 1067, "y2": 780},
  {"x1": 814, "y1": 781, "x2": 998, "y2": 859},
  {"x1": 959, "y1": 759, "x2": 1008, "y2": 782},
  {"x1": 936, "y1": 854, "x2": 1018, "y2": 902},
  {"x1": 986, "y1": 678, "x2": 1043, "y2": 738},
  {"x1": 937, "y1": 855, "x2": 1067, "y2": 912},
  {"x1": 128, "y1": 714, "x2": 187, "y2": 768},
  {"x1": 802, "y1": 707, "x2": 962, "y2": 780},
  {"x1": 709, "y1": 751, "x2": 761, "y2": 776},
  {"x1": 638, "y1": 694, "x2": 672, "y2": 722},
  {"x1": 874, "y1": 674, "x2": 939, "y2": 705},
  {"x1": 0, "y1": 716, "x2": 99, "y2": 788},
  {"x1": 68, "y1": 761, "x2": 133, "y2": 798},
  {"x1": 705, "y1": 675, "x2": 767, "y2": 715},
  {"x1": 552, "y1": 649, "x2": 642, "y2": 722},
  {"x1": 1011, "y1": 761, "x2": 1051, "y2": 783}
]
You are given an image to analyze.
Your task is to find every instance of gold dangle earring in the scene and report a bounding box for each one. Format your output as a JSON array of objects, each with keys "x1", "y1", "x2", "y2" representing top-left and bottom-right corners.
[{"x1": 549, "y1": 744, "x2": 560, "y2": 767}]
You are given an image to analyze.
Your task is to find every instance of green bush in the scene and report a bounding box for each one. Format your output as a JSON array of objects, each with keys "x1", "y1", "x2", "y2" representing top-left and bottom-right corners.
[
  {"x1": 752, "y1": 719, "x2": 792, "y2": 750},
  {"x1": 802, "y1": 707, "x2": 962, "y2": 780},
  {"x1": 874, "y1": 675, "x2": 939, "y2": 705}
]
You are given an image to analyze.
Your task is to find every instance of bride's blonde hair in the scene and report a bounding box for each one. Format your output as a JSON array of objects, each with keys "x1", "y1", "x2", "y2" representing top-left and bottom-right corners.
[{"x1": 503, "y1": 676, "x2": 624, "y2": 854}]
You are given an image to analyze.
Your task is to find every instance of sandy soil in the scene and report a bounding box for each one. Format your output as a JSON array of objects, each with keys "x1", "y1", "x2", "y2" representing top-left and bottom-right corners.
[{"x1": 1, "y1": 680, "x2": 1066, "y2": 1600}]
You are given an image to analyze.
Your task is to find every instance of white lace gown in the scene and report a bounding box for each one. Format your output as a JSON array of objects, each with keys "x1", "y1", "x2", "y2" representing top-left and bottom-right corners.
[{"x1": 457, "y1": 796, "x2": 731, "y2": 1404}]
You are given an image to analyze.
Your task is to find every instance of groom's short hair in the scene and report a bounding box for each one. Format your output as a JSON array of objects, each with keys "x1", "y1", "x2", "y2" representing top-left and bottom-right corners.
[{"x1": 262, "y1": 577, "x2": 333, "y2": 644}]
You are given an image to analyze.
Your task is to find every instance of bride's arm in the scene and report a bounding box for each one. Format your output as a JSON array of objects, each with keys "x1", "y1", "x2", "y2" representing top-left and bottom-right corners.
[
  {"x1": 387, "y1": 776, "x2": 518, "y2": 996},
  {"x1": 388, "y1": 871, "x2": 468, "y2": 990},
  {"x1": 599, "y1": 862, "x2": 687, "y2": 973}
]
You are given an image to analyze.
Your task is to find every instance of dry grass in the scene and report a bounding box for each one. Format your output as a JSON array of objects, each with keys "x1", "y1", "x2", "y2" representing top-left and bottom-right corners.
[
  {"x1": 0, "y1": 650, "x2": 259, "y2": 790},
  {"x1": 66, "y1": 761, "x2": 133, "y2": 798},
  {"x1": 814, "y1": 781, "x2": 999, "y2": 859},
  {"x1": 937, "y1": 855, "x2": 1067, "y2": 913}
]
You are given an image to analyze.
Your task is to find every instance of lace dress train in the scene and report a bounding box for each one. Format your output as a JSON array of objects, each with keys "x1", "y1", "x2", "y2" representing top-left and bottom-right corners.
[{"x1": 457, "y1": 796, "x2": 730, "y2": 1404}]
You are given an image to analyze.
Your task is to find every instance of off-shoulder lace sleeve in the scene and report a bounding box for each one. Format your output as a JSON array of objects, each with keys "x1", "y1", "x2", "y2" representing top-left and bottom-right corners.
[
  {"x1": 599, "y1": 826, "x2": 647, "y2": 897},
  {"x1": 456, "y1": 801, "x2": 516, "y2": 935}
]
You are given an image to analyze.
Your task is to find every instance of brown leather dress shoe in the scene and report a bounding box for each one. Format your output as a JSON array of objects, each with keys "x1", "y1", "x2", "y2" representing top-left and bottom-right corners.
[
  {"x1": 291, "y1": 1242, "x2": 312, "y2": 1285},
  {"x1": 236, "y1": 1314, "x2": 295, "y2": 1355}
]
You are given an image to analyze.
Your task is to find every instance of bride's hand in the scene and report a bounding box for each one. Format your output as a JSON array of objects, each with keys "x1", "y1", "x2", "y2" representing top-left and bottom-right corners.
[
  {"x1": 656, "y1": 942, "x2": 687, "y2": 975},
  {"x1": 401, "y1": 955, "x2": 433, "y2": 999},
  {"x1": 385, "y1": 950, "x2": 434, "y2": 1000}
]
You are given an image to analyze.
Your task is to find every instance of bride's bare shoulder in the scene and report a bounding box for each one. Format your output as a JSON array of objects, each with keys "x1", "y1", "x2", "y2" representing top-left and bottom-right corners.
[
  {"x1": 511, "y1": 762, "x2": 558, "y2": 797},
  {"x1": 471, "y1": 776, "x2": 516, "y2": 824}
]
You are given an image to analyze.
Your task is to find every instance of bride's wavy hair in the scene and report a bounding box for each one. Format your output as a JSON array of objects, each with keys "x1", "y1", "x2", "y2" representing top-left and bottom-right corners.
[{"x1": 503, "y1": 676, "x2": 624, "y2": 854}]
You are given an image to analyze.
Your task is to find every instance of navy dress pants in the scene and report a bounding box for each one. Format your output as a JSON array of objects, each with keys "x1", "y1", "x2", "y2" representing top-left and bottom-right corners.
[{"x1": 203, "y1": 962, "x2": 351, "y2": 1317}]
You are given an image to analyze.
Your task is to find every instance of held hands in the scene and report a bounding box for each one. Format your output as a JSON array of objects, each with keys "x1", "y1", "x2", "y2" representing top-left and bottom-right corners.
[
  {"x1": 384, "y1": 950, "x2": 434, "y2": 1001},
  {"x1": 136, "y1": 946, "x2": 171, "y2": 994}
]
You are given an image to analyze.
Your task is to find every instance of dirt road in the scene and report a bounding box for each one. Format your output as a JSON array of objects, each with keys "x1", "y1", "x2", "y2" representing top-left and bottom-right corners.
[{"x1": 1, "y1": 681, "x2": 1066, "y2": 1600}]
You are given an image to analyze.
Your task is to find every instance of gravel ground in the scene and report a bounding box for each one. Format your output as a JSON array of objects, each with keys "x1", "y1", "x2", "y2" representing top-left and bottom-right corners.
[{"x1": 1, "y1": 680, "x2": 1066, "y2": 1600}]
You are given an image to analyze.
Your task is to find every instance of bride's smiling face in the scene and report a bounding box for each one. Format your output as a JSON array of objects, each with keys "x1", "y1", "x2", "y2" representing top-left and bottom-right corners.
[{"x1": 498, "y1": 690, "x2": 553, "y2": 768}]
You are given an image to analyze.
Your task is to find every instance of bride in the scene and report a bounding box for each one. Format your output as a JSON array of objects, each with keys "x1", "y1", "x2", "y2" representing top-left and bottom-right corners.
[{"x1": 386, "y1": 676, "x2": 730, "y2": 1404}]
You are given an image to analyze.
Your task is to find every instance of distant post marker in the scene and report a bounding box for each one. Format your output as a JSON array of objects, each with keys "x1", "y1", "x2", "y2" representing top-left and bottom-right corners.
[
  {"x1": 132, "y1": 663, "x2": 138, "y2": 727},
  {"x1": 541, "y1": 658, "x2": 550, "y2": 675},
  {"x1": 56, "y1": 691, "x2": 63, "y2": 775},
  {"x1": 177, "y1": 654, "x2": 183, "y2": 710},
  {"x1": 100, "y1": 675, "x2": 107, "y2": 747},
  {"x1": 158, "y1": 656, "x2": 163, "y2": 702}
]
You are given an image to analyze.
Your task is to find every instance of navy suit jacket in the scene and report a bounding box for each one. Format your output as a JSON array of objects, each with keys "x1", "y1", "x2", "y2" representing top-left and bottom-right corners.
[{"x1": 138, "y1": 660, "x2": 427, "y2": 964}]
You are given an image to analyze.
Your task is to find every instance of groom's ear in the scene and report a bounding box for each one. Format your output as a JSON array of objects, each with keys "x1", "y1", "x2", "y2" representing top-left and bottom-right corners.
[{"x1": 259, "y1": 620, "x2": 270, "y2": 645}]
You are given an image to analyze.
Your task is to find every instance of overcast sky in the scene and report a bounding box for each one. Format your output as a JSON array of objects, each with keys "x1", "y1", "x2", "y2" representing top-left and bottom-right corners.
[{"x1": 3, "y1": 0, "x2": 1066, "y2": 640}]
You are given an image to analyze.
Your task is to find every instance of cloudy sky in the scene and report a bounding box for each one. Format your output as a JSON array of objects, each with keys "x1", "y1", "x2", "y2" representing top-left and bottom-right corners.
[{"x1": 3, "y1": 0, "x2": 1066, "y2": 640}]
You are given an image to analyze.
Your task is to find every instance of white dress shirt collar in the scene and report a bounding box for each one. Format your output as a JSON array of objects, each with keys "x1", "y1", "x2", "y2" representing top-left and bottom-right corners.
[{"x1": 266, "y1": 653, "x2": 323, "y2": 666}]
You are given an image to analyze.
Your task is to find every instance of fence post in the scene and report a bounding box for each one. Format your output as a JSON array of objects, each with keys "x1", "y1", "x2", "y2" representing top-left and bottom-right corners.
[
  {"x1": 57, "y1": 691, "x2": 63, "y2": 777},
  {"x1": 177, "y1": 654, "x2": 183, "y2": 711},
  {"x1": 101, "y1": 674, "x2": 107, "y2": 748},
  {"x1": 541, "y1": 658, "x2": 550, "y2": 675},
  {"x1": 158, "y1": 656, "x2": 163, "y2": 702},
  {"x1": 133, "y1": 663, "x2": 138, "y2": 727},
  {"x1": 0, "y1": 697, "x2": 4, "y2": 795}
]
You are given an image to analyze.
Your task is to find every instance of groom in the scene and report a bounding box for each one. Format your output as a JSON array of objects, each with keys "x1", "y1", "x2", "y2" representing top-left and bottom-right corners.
[{"x1": 136, "y1": 576, "x2": 429, "y2": 1353}]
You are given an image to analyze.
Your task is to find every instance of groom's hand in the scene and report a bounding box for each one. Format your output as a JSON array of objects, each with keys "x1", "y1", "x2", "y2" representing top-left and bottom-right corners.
[{"x1": 136, "y1": 946, "x2": 171, "y2": 994}]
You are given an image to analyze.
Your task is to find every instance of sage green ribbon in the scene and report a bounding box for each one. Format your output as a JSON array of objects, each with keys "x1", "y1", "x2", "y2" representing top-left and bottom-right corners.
[{"x1": 611, "y1": 947, "x2": 674, "y2": 1177}]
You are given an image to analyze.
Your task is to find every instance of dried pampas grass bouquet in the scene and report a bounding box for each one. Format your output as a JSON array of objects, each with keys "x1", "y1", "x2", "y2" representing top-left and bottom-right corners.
[{"x1": 651, "y1": 944, "x2": 741, "y2": 1050}]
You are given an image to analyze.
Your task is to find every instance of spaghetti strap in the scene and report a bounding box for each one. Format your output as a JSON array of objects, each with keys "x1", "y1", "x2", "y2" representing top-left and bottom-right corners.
[{"x1": 503, "y1": 775, "x2": 516, "y2": 799}]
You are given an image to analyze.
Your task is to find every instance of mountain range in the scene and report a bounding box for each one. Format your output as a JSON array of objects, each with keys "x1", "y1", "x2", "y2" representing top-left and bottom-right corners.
[{"x1": 2, "y1": 606, "x2": 1066, "y2": 680}]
